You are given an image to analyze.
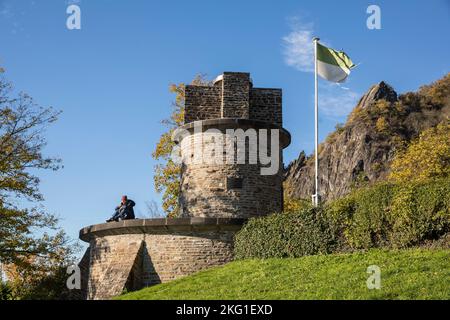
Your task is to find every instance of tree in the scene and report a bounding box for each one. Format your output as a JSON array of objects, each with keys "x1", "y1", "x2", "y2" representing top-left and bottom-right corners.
[
  {"x1": 389, "y1": 122, "x2": 450, "y2": 183},
  {"x1": 3, "y1": 253, "x2": 78, "y2": 300},
  {"x1": 152, "y1": 75, "x2": 210, "y2": 217},
  {"x1": 0, "y1": 281, "x2": 12, "y2": 300},
  {"x1": 143, "y1": 200, "x2": 165, "y2": 219},
  {"x1": 0, "y1": 70, "x2": 77, "y2": 299}
]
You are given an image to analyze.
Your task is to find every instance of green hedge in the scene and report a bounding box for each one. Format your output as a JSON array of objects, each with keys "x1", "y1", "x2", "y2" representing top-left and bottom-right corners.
[
  {"x1": 234, "y1": 209, "x2": 336, "y2": 259},
  {"x1": 234, "y1": 177, "x2": 450, "y2": 259},
  {"x1": 328, "y1": 177, "x2": 450, "y2": 249}
]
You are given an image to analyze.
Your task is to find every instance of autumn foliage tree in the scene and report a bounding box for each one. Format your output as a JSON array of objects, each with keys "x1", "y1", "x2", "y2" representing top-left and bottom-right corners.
[
  {"x1": 152, "y1": 75, "x2": 210, "y2": 217},
  {"x1": 0, "y1": 70, "x2": 77, "y2": 299},
  {"x1": 389, "y1": 122, "x2": 450, "y2": 183}
]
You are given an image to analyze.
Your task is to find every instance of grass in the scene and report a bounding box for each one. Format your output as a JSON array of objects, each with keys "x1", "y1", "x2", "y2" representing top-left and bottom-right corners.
[{"x1": 117, "y1": 249, "x2": 450, "y2": 300}]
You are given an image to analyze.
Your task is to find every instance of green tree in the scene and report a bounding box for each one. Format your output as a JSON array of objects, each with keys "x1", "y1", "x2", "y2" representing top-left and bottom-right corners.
[
  {"x1": 152, "y1": 75, "x2": 210, "y2": 217},
  {"x1": 0, "y1": 70, "x2": 77, "y2": 299}
]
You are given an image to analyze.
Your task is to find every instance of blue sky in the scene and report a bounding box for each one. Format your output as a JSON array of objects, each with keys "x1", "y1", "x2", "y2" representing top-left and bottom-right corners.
[{"x1": 1, "y1": 0, "x2": 449, "y2": 243}]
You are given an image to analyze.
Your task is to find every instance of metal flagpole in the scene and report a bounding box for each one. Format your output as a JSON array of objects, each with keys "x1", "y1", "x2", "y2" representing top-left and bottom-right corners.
[{"x1": 313, "y1": 37, "x2": 320, "y2": 207}]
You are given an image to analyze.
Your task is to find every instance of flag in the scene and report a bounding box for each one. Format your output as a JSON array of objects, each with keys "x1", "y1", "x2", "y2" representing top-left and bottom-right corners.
[{"x1": 316, "y1": 42, "x2": 355, "y2": 83}]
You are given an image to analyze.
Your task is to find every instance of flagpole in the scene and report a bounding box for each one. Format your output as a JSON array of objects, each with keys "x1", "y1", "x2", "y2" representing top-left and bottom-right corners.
[{"x1": 313, "y1": 37, "x2": 320, "y2": 207}]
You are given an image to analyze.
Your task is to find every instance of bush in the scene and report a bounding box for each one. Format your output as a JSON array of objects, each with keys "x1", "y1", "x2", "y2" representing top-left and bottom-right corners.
[
  {"x1": 389, "y1": 179, "x2": 450, "y2": 247},
  {"x1": 375, "y1": 117, "x2": 389, "y2": 133},
  {"x1": 235, "y1": 178, "x2": 450, "y2": 259},
  {"x1": 389, "y1": 123, "x2": 450, "y2": 183},
  {"x1": 325, "y1": 177, "x2": 450, "y2": 249},
  {"x1": 0, "y1": 282, "x2": 12, "y2": 300},
  {"x1": 283, "y1": 196, "x2": 313, "y2": 213},
  {"x1": 325, "y1": 182, "x2": 394, "y2": 249},
  {"x1": 234, "y1": 209, "x2": 336, "y2": 259}
]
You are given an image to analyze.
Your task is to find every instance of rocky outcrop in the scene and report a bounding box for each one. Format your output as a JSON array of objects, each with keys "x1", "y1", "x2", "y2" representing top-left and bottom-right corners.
[
  {"x1": 285, "y1": 75, "x2": 450, "y2": 202},
  {"x1": 356, "y1": 81, "x2": 398, "y2": 109}
]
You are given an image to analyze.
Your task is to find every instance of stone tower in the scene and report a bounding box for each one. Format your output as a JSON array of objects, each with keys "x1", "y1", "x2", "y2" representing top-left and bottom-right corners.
[
  {"x1": 175, "y1": 72, "x2": 291, "y2": 218},
  {"x1": 78, "y1": 72, "x2": 290, "y2": 300}
]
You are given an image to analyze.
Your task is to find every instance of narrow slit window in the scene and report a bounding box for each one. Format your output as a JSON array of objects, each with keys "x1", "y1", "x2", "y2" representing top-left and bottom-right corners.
[{"x1": 227, "y1": 177, "x2": 243, "y2": 190}]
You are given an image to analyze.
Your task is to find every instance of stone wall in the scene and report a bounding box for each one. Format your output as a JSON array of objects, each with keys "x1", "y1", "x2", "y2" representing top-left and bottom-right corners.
[
  {"x1": 80, "y1": 219, "x2": 240, "y2": 300},
  {"x1": 221, "y1": 72, "x2": 251, "y2": 118},
  {"x1": 142, "y1": 231, "x2": 234, "y2": 285},
  {"x1": 179, "y1": 128, "x2": 284, "y2": 217},
  {"x1": 250, "y1": 88, "x2": 282, "y2": 127},
  {"x1": 185, "y1": 86, "x2": 222, "y2": 123},
  {"x1": 87, "y1": 235, "x2": 143, "y2": 299},
  {"x1": 78, "y1": 247, "x2": 91, "y2": 300},
  {"x1": 184, "y1": 72, "x2": 282, "y2": 126},
  {"x1": 180, "y1": 163, "x2": 283, "y2": 218},
  {"x1": 179, "y1": 72, "x2": 288, "y2": 218}
]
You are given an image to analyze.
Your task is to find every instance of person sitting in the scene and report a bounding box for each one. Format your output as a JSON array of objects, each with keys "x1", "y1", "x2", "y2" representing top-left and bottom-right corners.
[{"x1": 106, "y1": 195, "x2": 136, "y2": 222}]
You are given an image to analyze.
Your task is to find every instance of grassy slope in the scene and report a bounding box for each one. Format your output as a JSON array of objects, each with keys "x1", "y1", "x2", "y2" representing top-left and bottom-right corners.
[{"x1": 117, "y1": 249, "x2": 449, "y2": 300}]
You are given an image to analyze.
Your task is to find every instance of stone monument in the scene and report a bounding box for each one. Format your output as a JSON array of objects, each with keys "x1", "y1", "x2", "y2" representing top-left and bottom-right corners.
[{"x1": 78, "y1": 72, "x2": 290, "y2": 299}]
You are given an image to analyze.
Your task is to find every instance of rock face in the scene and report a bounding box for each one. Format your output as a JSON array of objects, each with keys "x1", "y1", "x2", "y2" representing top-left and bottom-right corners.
[
  {"x1": 285, "y1": 75, "x2": 449, "y2": 202},
  {"x1": 357, "y1": 81, "x2": 398, "y2": 109}
]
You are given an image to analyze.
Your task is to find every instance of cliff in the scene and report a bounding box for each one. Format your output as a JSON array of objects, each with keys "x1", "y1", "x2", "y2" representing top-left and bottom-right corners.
[{"x1": 284, "y1": 73, "x2": 450, "y2": 202}]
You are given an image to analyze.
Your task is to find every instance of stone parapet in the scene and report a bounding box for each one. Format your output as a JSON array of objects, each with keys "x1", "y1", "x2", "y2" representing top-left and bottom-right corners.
[
  {"x1": 79, "y1": 217, "x2": 246, "y2": 241},
  {"x1": 79, "y1": 218, "x2": 245, "y2": 300}
]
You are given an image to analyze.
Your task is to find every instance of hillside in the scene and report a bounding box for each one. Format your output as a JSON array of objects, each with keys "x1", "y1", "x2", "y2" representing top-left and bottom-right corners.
[
  {"x1": 285, "y1": 74, "x2": 450, "y2": 202},
  {"x1": 117, "y1": 249, "x2": 450, "y2": 300}
]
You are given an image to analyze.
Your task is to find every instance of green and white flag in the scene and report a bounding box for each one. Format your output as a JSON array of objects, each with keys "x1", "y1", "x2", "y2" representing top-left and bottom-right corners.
[{"x1": 316, "y1": 43, "x2": 355, "y2": 83}]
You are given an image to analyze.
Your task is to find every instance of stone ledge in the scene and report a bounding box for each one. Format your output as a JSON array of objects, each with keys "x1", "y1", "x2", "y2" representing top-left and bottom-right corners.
[
  {"x1": 79, "y1": 218, "x2": 247, "y2": 242},
  {"x1": 173, "y1": 118, "x2": 291, "y2": 148}
]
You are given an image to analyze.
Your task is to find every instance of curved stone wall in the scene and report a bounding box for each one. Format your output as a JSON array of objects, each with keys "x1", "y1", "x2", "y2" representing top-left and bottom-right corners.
[
  {"x1": 175, "y1": 119, "x2": 290, "y2": 218},
  {"x1": 79, "y1": 218, "x2": 245, "y2": 300},
  {"x1": 179, "y1": 162, "x2": 283, "y2": 218}
]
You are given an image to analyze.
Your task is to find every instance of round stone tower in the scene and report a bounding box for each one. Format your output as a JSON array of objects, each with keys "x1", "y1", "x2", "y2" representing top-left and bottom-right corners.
[
  {"x1": 78, "y1": 72, "x2": 290, "y2": 300},
  {"x1": 174, "y1": 72, "x2": 291, "y2": 218}
]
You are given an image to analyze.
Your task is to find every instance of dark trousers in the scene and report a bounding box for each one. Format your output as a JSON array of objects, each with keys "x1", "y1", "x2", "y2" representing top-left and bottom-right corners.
[{"x1": 110, "y1": 209, "x2": 125, "y2": 222}]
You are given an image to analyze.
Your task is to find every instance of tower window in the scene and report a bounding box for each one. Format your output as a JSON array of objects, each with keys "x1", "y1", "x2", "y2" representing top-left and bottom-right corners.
[{"x1": 227, "y1": 177, "x2": 243, "y2": 190}]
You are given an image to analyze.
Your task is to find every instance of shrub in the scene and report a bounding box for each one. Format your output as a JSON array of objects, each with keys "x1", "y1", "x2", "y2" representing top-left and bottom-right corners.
[
  {"x1": 235, "y1": 178, "x2": 450, "y2": 259},
  {"x1": 0, "y1": 282, "x2": 12, "y2": 300},
  {"x1": 283, "y1": 196, "x2": 313, "y2": 213},
  {"x1": 418, "y1": 73, "x2": 450, "y2": 107},
  {"x1": 389, "y1": 178, "x2": 450, "y2": 247},
  {"x1": 234, "y1": 209, "x2": 336, "y2": 259},
  {"x1": 389, "y1": 123, "x2": 450, "y2": 183},
  {"x1": 325, "y1": 182, "x2": 394, "y2": 249},
  {"x1": 372, "y1": 100, "x2": 392, "y2": 115},
  {"x1": 375, "y1": 117, "x2": 389, "y2": 133},
  {"x1": 325, "y1": 177, "x2": 450, "y2": 249}
]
